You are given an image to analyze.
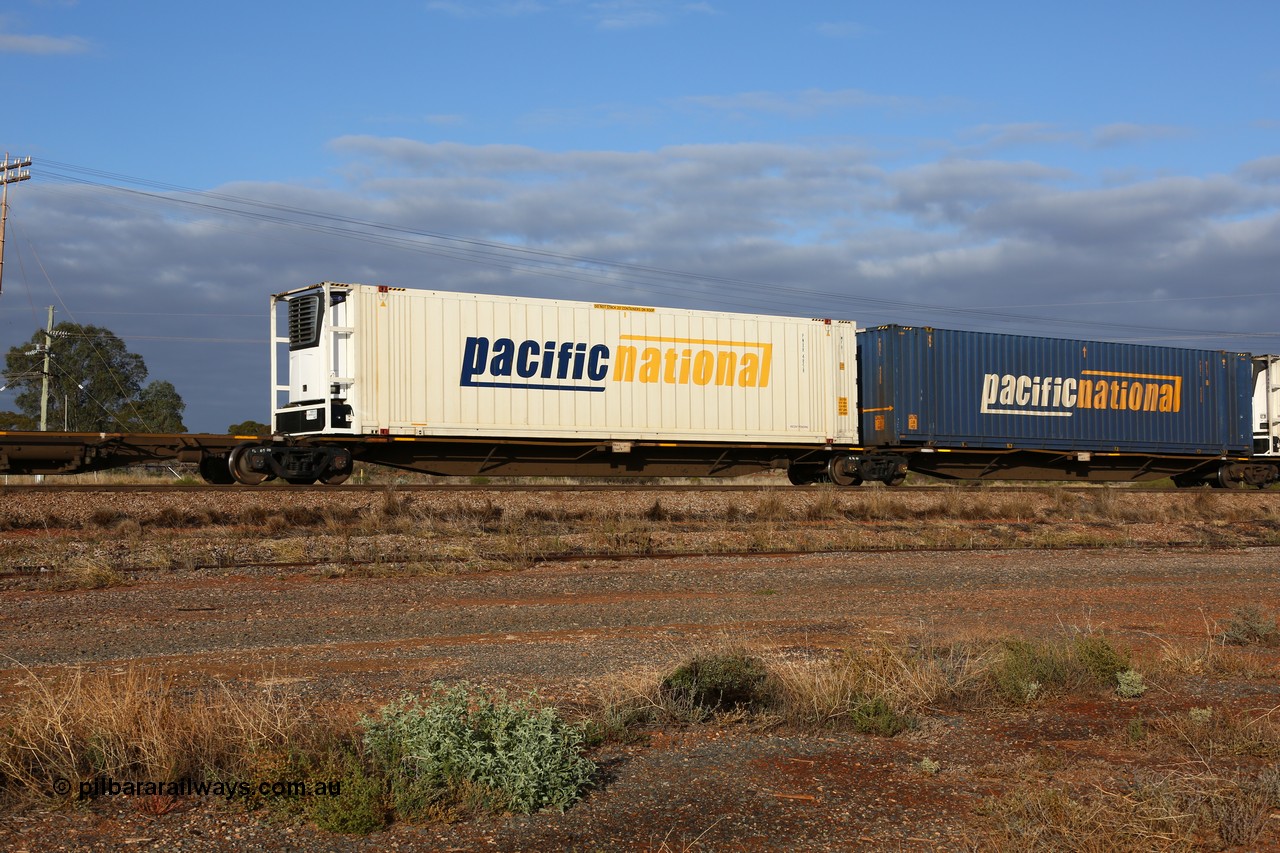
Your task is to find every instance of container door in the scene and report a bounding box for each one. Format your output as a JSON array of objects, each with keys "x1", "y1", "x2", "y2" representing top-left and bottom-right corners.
[
  {"x1": 1253, "y1": 355, "x2": 1280, "y2": 456},
  {"x1": 832, "y1": 322, "x2": 857, "y2": 443}
]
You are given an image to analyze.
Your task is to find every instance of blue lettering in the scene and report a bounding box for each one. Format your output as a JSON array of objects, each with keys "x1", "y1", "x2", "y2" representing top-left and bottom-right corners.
[
  {"x1": 461, "y1": 336, "x2": 611, "y2": 391},
  {"x1": 540, "y1": 342, "x2": 555, "y2": 379},
  {"x1": 587, "y1": 344, "x2": 609, "y2": 381},
  {"x1": 556, "y1": 341, "x2": 574, "y2": 379},
  {"x1": 516, "y1": 340, "x2": 539, "y2": 378},
  {"x1": 489, "y1": 338, "x2": 515, "y2": 376},
  {"x1": 460, "y1": 336, "x2": 488, "y2": 384}
]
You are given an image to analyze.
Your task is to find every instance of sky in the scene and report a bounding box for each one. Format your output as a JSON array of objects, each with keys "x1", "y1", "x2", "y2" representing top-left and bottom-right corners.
[{"x1": 1, "y1": 0, "x2": 1278, "y2": 432}]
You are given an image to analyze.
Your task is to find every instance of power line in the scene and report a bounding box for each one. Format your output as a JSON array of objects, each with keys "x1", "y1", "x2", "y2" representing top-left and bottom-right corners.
[{"x1": 25, "y1": 157, "x2": 1280, "y2": 347}]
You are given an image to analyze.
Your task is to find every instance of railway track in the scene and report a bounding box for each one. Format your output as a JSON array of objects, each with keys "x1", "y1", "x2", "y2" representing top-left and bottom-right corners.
[
  {"x1": 4, "y1": 482, "x2": 1276, "y2": 582},
  {"x1": 0, "y1": 540, "x2": 1210, "y2": 580},
  {"x1": 0, "y1": 481, "x2": 1268, "y2": 494}
]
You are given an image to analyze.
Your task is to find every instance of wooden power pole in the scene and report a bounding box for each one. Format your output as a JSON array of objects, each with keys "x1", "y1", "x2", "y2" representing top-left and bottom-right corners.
[{"x1": 0, "y1": 153, "x2": 33, "y2": 299}]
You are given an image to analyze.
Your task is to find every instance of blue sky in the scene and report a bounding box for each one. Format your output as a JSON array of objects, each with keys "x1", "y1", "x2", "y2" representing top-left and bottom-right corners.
[{"x1": 2, "y1": 1, "x2": 1278, "y2": 431}]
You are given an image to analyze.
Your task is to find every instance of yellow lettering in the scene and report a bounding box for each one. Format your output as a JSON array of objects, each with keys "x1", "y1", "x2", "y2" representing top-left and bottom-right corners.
[
  {"x1": 663, "y1": 350, "x2": 679, "y2": 383},
  {"x1": 638, "y1": 347, "x2": 661, "y2": 383},
  {"x1": 614, "y1": 345, "x2": 638, "y2": 382},
  {"x1": 678, "y1": 349, "x2": 692, "y2": 384},
  {"x1": 1143, "y1": 383, "x2": 1160, "y2": 411},
  {"x1": 693, "y1": 351, "x2": 714, "y2": 385},
  {"x1": 1128, "y1": 383, "x2": 1144, "y2": 410},
  {"x1": 715, "y1": 351, "x2": 737, "y2": 386},
  {"x1": 611, "y1": 338, "x2": 772, "y2": 389},
  {"x1": 1077, "y1": 379, "x2": 1094, "y2": 409},
  {"x1": 1093, "y1": 380, "x2": 1109, "y2": 409}
]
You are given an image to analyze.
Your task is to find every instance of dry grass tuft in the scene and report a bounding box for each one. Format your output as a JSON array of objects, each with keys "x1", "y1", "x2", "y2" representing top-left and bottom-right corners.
[
  {"x1": 803, "y1": 488, "x2": 844, "y2": 521},
  {"x1": 47, "y1": 556, "x2": 129, "y2": 590},
  {"x1": 980, "y1": 777, "x2": 1182, "y2": 851},
  {"x1": 769, "y1": 637, "x2": 993, "y2": 728},
  {"x1": 752, "y1": 492, "x2": 790, "y2": 522},
  {"x1": 1151, "y1": 704, "x2": 1280, "y2": 759},
  {"x1": 0, "y1": 665, "x2": 307, "y2": 805}
]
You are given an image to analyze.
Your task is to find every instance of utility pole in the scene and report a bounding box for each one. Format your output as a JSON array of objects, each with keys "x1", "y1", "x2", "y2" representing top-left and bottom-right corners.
[
  {"x1": 29, "y1": 306, "x2": 54, "y2": 432},
  {"x1": 0, "y1": 153, "x2": 33, "y2": 299}
]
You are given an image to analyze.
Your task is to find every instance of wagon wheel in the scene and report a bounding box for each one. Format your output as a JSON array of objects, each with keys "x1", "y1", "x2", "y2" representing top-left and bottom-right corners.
[
  {"x1": 228, "y1": 445, "x2": 268, "y2": 486},
  {"x1": 1213, "y1": 465, "x2": 1244, "y2": 490},
  {"x1": 319, "y1": 469, "x2": 351, "y2": 485},
  {"x1": 197, "y1": 454, "x2": 235, "y2": 485},
  {"x1": 826, "y1": 456, "x2": 863, "y2": 488}
]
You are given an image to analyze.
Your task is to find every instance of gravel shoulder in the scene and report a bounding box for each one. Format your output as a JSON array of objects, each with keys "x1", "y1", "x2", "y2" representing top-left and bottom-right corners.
[{"x1": 2, "y1": 486, "x2": 1279, "y2": 851}]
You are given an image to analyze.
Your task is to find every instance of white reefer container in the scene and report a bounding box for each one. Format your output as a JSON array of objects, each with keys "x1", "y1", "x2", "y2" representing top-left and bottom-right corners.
[{"x1": 272, "y1": 283, "x2": 858, "y2": 446}]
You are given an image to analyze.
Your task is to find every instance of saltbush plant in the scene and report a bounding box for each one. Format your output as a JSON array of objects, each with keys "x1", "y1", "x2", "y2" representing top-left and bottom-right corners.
[
  {"x1": 990, "y1": 634, "x2": 1143, "y2": 704},
  {"x1": 361, "y1": 682, "x2": 595, "y2": 820},
  {"x1": 1073, "y1": 635, "x2": 1130, "y2": 685},
  {"x1": 991, "y1": 639, "x2": 1076, "y2": 704},
  {"x1": 848, "y1": 695, "x2": 913, "y2": 736},
  {"x1": 659, "y1": 648, "x2": 771, "y2": 716},
  {"x1": 1115, "y1": 668, "x2": 1147, "y2": 698},
  {"x1": 1221, "y1": 605, "x2": 1279, "y2": 647}
]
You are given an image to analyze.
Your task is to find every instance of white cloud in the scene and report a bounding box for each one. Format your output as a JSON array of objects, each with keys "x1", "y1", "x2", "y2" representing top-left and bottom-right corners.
[
  {"x1": 956, "y1": 122, "x2": 1191, "y2": 154},
  {"x1": 957, "y1": 123, "x2": 1077, "y2": 151},
  {"x1": 887, "y1": 159, "x2": 1070, "y2": 224},
  {"x1": 425, "y1": 1, "x2": 547, "y2": 18},
  {"x1": 11, "y1": 138, "x2": 1280, "y2": 430},
  {"x1": 585, "y1": 0, "x2": 715, "y2": 29},
  {"x1": 0, "y1": 30, "x2": 89, "y2": 55},
  {"x1": 1239, "y1": 155, "x2": 1280, "y2": 184},
  {"x1": 680, "y1": 88, "x2": 926, "y2": 119},
  {"x1": 1091, "y1": 122, "x2": 1188, "y2": 147}
]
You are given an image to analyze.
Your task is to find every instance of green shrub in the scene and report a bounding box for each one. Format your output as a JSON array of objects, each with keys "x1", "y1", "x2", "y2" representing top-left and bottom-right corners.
[
  {"x1": 991, "y1": 635, "x2": 1138, "y2": 703},
  {"x1": 1221, "y1": 605, "x2": 1279, "y2": 646},
  {"x1": 991, "y1": 639, "x2": 1075, "y2": 704},
  {"x1": 660, "y1": 649, "x2": 771, "y2": 713},
  {"x1": 1115, "y1": 668, "x2": 1146, "y2": 698},
  {"x1": 848, "y1": 695, "x2": 913, "y2": 736},
  {"x1": 361, "y1": 683, "x2": 595, "y2": 820},
  {"x1": 1126, "y1": 717, "x2": 1148, "y2": 743},
  {"x1": 1073, "y1": 635, "x2": 1130, "y2": 686},
  {"x1": 300, "y1": 744, "x2": 387, "y2": 834}
]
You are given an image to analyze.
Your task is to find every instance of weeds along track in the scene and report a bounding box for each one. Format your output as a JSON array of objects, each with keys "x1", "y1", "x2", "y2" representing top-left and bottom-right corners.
[
  {"x1": 0, "y1": 540, "x2": 1207, "y2": 580},
  {"x1": 1, "y1": 486, "x2": 1278, "y2": 586},
  {"x1": 0, "y1": 481, "x2": 1267, "y2": 493}
]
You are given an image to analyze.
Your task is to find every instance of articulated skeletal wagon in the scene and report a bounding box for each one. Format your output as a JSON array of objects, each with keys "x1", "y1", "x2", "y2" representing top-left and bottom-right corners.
[{"x1": 3, "y1": 282, "x2": 1279, "y2": 488}]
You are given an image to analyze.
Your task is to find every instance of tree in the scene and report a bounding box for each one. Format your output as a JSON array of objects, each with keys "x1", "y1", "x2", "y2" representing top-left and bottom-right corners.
[
  {"x1": 122, "y1": 380, "x2": 187, "y2": 433},
  {"x1": 227, "y1": 419, "x2": 271, "y2": 437},
  {"x1": 2, "y1": 322, "x2": 187, "y2": 433},
  {"x1": 0, "y1": 410, "x2": 36, "y2": 430}
]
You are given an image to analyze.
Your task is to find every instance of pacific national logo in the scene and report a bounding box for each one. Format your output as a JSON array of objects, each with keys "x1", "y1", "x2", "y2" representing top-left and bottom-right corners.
[
  {"x1": 980, "y1": 370, "x2": 1183, "y2": 417},
  {"x1": 460, "y1": 335, "x2": 773, "y2": 391},
  {"x1": 613, "y1": 335, "x2": 772, "y2": 388}
]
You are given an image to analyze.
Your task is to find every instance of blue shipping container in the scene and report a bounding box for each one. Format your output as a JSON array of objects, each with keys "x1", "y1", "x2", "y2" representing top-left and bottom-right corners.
[{"x1": 858, "y1": 326, "x2": 1252, "y2": 456}]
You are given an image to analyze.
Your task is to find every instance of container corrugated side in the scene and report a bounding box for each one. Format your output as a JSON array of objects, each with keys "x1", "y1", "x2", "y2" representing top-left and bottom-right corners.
[
  {"x1": 858, "y1": 325, "x2": 1251, "y2": 455},
  {"x1": 345, "y1": 287, "x2": 858, "y2": 444}
]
